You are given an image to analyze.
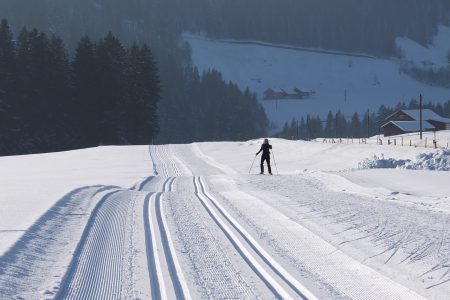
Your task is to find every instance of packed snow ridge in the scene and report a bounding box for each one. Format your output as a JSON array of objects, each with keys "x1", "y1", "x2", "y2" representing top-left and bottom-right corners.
[{"x1": 359, "y1": 149, "x2": 450, "y2": 171}]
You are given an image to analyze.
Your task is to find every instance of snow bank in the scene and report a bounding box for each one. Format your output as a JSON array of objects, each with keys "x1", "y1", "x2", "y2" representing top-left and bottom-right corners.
[{"x1": 359, "y1": 149, "x2": 450, "y2": 171}]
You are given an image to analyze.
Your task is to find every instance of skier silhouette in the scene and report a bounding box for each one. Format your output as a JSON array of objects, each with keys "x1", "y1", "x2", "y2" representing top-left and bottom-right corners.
[{"x1": 256, "y1": 138, "x2": 272, "y2": 175}]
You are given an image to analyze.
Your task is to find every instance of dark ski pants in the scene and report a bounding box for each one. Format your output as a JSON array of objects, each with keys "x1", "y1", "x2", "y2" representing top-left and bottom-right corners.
[{"x1": 260, "y1": 154, "x2": 272, "y2": 174}]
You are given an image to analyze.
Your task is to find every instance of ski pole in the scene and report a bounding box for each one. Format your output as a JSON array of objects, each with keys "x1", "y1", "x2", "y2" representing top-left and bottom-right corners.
[
  {"x1": 271, "y1": 151, "x2": 279, "y2": 175},
  {"x1": 249, "y1": 154, "x2": 257, "y2": 174}
]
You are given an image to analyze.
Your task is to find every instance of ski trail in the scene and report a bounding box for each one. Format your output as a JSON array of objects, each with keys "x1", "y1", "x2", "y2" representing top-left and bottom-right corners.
[
  {"x1": 144, "y1": 178, "x2": 191, "y2": 300},
  {"x1": 0, "y1": 185, "x2": 118, "y2": 299},
  {"x1": 151, "y1": 145, "x2": 260, "y2": 298},
  {"x1": 141, "y1": 146, "x2": 191, "y2": 299},
  {"x1": 166, "y1": 176, "x2": 258, "y2": 299},
  {"x1": 217, "y1": 187, "x2": 428, "y2": 300},
  {"x1": 57, "y1": 190, "x2": 139, "y2": 299},
  {"x1": 143, "y1": 192, "x2": 161, "y2": 299},
  {"x1": 194, "y1": 176, "x2": 318, "y2": 300},
  {"x1": 156, "y1": 188, "x2": 191, "y2": 299},
  {"x1": 179, "y1": 144, "x2": 431, "y2": 298},
  {"x1": 57, "y1": 147, "x2": 171, "y2": 299}
]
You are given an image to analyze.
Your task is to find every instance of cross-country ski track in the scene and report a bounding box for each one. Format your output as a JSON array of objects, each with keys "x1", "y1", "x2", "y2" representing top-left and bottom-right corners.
[{"x1": 1, "y1": 143, "x2": 446, "y2": 299}]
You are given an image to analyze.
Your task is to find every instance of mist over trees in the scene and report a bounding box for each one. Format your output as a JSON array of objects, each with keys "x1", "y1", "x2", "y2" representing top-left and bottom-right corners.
[
  {"x1": 187, "y1": 0, "x2": 450, "y2": 57},
  {"x1": 158, "y1": 69, "x2": 268, "y2": 144},
  {"x1": 1, "y1": 0, "x2": 449, "y2": 57}
]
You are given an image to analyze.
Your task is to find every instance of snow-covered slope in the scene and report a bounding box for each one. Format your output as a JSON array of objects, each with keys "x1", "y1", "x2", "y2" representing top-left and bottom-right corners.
[
  {"x1": 185, "y1": 33, "x2": 450, "y2": 128},
  {"x1": 1, "y1": 141, "x2": 449, "y2": 299},
  {"x1": 397, "y1": 25, "x2": 450, "y2": 69}
]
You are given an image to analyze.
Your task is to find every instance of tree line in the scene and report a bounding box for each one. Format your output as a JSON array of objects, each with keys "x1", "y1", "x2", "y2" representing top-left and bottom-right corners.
[
  {"x1": 2, "y1": 1, "x2": 448, "y2": 146},
  {"x1": 0, "y1": 19, "x2": 159, "y2": 155},
  {"x1": 0, "y1": 19, "x2": 269, "y2": 155},
  {"x1": 157, "y1": 69, "x2": 268, "y2": 144},
  {"x1": 401, "y1": 55, "x2": 450, "y2": 88},
  {"x1": 277, "y1": 99, "x2": 450, "y2": 140}
]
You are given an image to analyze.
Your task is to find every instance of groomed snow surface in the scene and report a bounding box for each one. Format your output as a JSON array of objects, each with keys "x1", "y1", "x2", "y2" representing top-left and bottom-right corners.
[{"x1": 1, "y1": 136, "x2": 450, "y2": 299}]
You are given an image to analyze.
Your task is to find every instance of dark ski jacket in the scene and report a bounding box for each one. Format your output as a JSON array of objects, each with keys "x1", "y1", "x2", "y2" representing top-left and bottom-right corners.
[{"x1": 256, "y1": 144, "x2": 272, "y2": 157}]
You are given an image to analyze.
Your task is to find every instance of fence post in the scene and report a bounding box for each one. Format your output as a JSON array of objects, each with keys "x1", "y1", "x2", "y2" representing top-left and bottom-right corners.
[
  {"x1": 401, "y1": 137, "x2": 403, "y2": 146},
  {"x1": 425, "y1": 137, "x2": 427, "y2": 148},
  {"x1": 394, "y1": 139, "x2": 396, "y2": 146}
]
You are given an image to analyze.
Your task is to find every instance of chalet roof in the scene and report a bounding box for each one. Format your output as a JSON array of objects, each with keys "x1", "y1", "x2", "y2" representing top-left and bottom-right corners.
[
  {"x1": 405, "y1": 109, "x2": 450, "y2": 122},
  {"x1": 390, "y1": 109, "x2": 450, "y2": 123},
  {"x1": 381, "y1": 120, "x2": 436, "y2": 132}
]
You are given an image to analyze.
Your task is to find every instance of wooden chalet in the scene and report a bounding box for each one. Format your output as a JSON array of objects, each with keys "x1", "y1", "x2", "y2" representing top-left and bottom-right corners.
[{"x1": 381, "y1": 109, "x2": 450, "y2": 137}]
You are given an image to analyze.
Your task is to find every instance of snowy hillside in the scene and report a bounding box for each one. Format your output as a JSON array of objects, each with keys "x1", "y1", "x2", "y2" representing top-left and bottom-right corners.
[
  {"x1": 1, "y1": 140, "x2": 449, "y2": 299},
  {"x1": 184, "y1": 33, "x2": 450, "y2": 129},
  {"x1": 397, "y1": 25, "x2": 450, "y2": 69}
]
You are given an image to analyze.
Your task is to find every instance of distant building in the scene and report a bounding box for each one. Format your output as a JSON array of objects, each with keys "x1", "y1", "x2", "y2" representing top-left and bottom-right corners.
[
  {"x1": 381, "y1": 109, "x2": 450, "y2": 137},
  {"x1": 263, "y1": 88, "x2": 315, "y2": 100}
]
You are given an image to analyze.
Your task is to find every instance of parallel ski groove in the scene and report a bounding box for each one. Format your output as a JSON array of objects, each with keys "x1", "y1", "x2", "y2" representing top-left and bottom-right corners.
[
  {"x1": 144, "y1": 146, "x2": 191, "y2": 299},
  {"x1": 193, "y1": 177, "x2": 287, "y2": 299},
  {"x1": 143, "y1": 192, "x2": 160, "y2": 299},
  {"x1": 155, "y1": 190, "x2": 188, "y2": 300},
  {"x1": 194, "y1": 176, "x2": 318, "y2": 300}
]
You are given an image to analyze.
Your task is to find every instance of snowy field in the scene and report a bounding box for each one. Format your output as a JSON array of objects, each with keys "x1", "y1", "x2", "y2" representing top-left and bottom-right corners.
[
  {"x1": 184, "y1": 27, "x2": 450, "y2": 128},
  {"x1": 0, "y1": 138, "x2": 449, "y2": 299},
  {"x1": 0, "y1": 146, "x2": 152, "y2": 256}
]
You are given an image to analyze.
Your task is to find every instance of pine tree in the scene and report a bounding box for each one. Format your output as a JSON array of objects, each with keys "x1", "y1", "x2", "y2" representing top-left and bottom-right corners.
[
  {"x1": 0, "y1": 19, "x2": 16, "y2": 154},
  {"x1": 15, "y1": 28, "x2": 40, "y2": 152},
  {"x1": 95, "y1": 32, "x2": 128, "y2": 144},
  {"x1": 72, "y1": 36, "x2": 98, "y2": 146},
  {"x1": 47, "y1": 35, "x2": 71, "y2": 150},
  {"x1": 349, "y1": 112, "x2": 361, "y2": 138},
  {"x1": 335, "y1": 111, "x2": 347, "y2": 138},
  {"x1": 126, "y1": 43, "x2": 160, "y2": 144},
  {"x1": 324, "y1": 111, "x2": 334, "y2": 137}
]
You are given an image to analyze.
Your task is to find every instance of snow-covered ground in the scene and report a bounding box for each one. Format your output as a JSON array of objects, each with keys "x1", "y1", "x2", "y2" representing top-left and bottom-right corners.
[
  {"x1": 184, "y1": 32, "x2": 450, "y2": 129},
  {"x1": 0, "y1": 146, "x2": 152, "y2": 256},
  {"x1": 397, "y1": 25, "x2": 450, "y2": 69},
  {"x1": 1, "y1": 138, "x2": 449, "y2": 299}
]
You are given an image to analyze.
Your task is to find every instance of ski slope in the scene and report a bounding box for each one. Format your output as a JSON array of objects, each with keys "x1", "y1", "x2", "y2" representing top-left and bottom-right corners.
[
  {"x1": 1, "y1": 140, "x2": 449, "y2": 299},
  {"x1": 184, "y1": 32, "x2": 450, "y2": 129}
]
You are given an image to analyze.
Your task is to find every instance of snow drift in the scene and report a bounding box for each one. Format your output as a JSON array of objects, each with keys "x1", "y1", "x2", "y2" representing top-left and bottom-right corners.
[{"x1": 359, "y1": 149, "x2": 450, "y2": 171}]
